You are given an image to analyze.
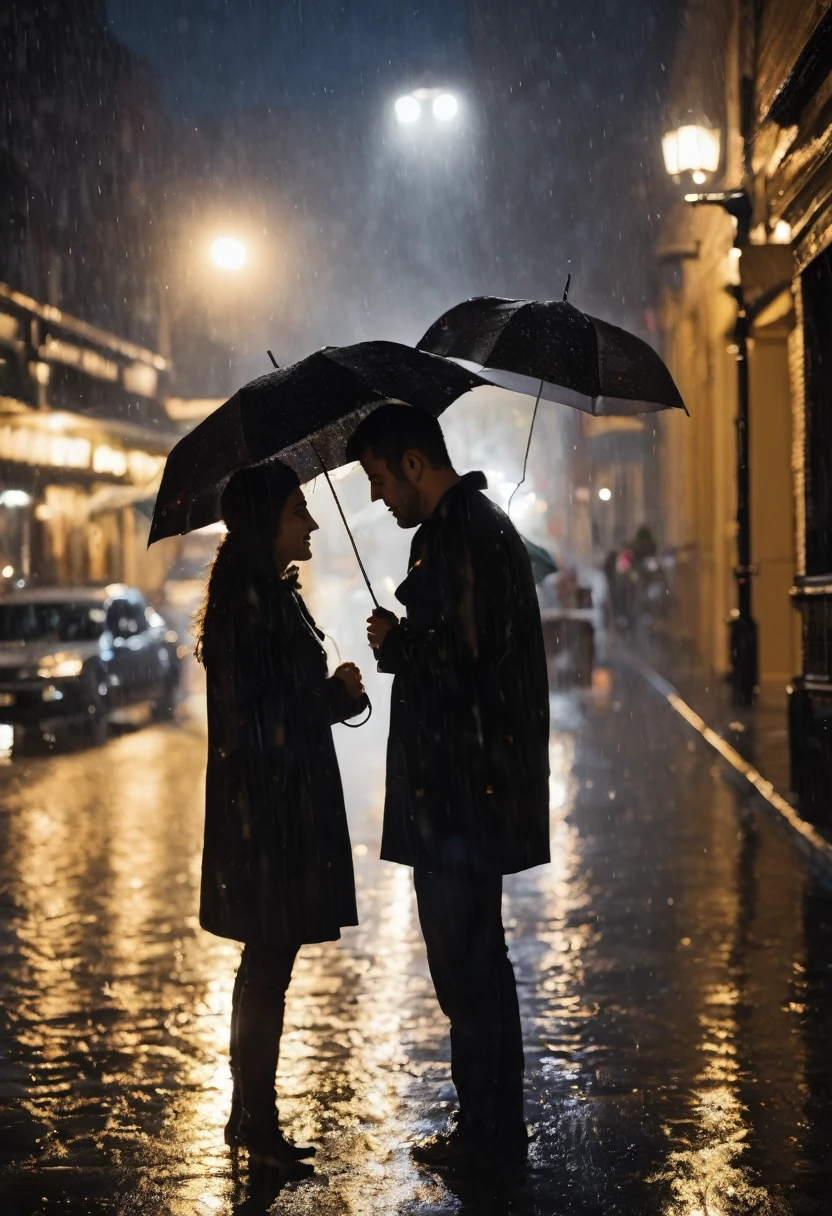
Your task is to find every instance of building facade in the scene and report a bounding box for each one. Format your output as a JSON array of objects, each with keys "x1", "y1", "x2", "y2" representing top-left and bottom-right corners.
[
  {"x1": 0, "y1": 1, "x2": 180, "y2": 597},
  {"x1": 0, "y1": 284, "x2": 174, "y2": 595},
  {"x1": 658, "y1": 0, "x2": 832, "y2": 813}
]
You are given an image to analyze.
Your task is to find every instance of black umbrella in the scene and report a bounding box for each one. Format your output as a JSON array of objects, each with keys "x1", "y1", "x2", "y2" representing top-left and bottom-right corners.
[
  {"x1": 416, "y1": 291, "x2": 687, "y2": 417},
  {"x1": 149, "y1": 341, "x2": 486, "y2": 545},
  {"x1": 149, "y1": 341, "x2": 486, "y2": 605}
]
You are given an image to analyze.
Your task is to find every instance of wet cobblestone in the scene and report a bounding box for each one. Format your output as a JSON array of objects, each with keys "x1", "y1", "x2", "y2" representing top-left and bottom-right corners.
[{"x1": 1, "y1": 667, "x2": 831, "y2": 1214}]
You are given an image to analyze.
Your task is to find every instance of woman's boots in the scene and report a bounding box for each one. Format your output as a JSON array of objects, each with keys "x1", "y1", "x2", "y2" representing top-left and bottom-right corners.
[{"x1": 224, "y1": 1067, "x2": 315, "y2": 1163}]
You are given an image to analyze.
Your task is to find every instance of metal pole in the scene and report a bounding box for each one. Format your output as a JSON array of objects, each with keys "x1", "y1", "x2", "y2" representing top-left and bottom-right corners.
[
  {"x1": 264, "y1": 351, "x2": 380, "y2": 608},
  {"x1": 308, "y1": 441, "x2": 380, "y2": 609},
  {"x1": 729, "y1": 284, "x2": 758, "y2": 706}
]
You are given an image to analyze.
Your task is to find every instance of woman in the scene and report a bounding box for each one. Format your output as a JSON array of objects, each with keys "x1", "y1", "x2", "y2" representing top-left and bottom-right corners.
[{"x1": 195, "y1": 460, "x2": 366, "y2": 1173}]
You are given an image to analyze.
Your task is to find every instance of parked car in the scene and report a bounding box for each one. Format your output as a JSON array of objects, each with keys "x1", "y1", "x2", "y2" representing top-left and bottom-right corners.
[{"x1": 0, "y1": 584, "x2": 181, "y2": 749}]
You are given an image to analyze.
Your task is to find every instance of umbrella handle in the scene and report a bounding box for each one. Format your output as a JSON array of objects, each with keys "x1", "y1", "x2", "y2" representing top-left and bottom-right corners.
[
  {"x1": 341, "y1": 695, "x2": 373, "y2": 728},
  {"x1": 310, "y1": 443, "x2": 380, "y2": 609}
]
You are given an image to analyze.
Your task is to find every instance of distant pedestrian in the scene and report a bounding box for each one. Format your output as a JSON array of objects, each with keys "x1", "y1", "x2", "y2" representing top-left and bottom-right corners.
[
  {"x1": 632, "y1": 524, "x2": 657, "y2": 566},
  {"x1": 346, "y1": 405, "x2": 550, "y2": 1177},
  {"x1": 194, "y1": 461, "x2": 367, "y2": 1174},
  {"x1": 603, "y1": 546, "x2": 619, "y2": 622}
]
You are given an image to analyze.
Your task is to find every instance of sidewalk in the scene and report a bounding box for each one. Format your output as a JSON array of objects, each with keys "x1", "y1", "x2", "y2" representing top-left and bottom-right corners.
[{"x1": 622, "y1": 634, "x2": 832, "y2": 874}]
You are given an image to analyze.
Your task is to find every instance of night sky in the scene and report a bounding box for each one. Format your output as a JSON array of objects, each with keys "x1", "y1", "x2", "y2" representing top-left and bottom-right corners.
[
  {"x1": 107, "y1": 0, "x2": 471, "y2": 118},
  {"x1": 106, "y1": 0, "x2": 683, "y2": 374}
]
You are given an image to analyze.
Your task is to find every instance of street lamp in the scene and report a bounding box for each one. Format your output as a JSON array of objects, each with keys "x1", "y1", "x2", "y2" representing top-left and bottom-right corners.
[
  {"x1": 394, "y1": 87, "x2": 460, "y2": 126},
  {"x1": 662, "y1": 122, "x2": 720, "y2": 185},
  {"x1": 210, "y1": 237, "x2": 247, "y2": 271},
  {"x1": 395, "y1": 95, "x2": 421, "y2": 124},
  {"x1": 432, "y1": 93, "x2": 458, "y2": 121}
]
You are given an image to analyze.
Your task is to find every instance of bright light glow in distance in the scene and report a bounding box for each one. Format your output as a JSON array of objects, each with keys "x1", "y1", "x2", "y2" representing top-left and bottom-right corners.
[
  {"x1": 1, "y1": 565, "x2": 13, "y2": 578},
  {"x1": 395, "y1": 96, "x2": 421, "y2": 123},
  {"x1": 598, "y1": 487, "x2": 612, "y2": 501},
  {"x1": 210, "y1": 237, "x2": 247, "y2": 271},
  {"x1": 0, "y1": 490, "x2": 32, "y2": 508},
  {"x1": 691, "y1": 170, "x2": 706, "y2": 184},
  {"x1": 510, "y1": 492, "x2": 536, "y2": 520},
  {"x1": 432, "y1": 93, "x2": 458, "y2": 121}
]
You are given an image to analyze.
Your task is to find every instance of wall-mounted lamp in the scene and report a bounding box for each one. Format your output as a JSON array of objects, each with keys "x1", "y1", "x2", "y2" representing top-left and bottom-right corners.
[{"x1": 662, "y1": 123, "x2": 720, "y2": 184}]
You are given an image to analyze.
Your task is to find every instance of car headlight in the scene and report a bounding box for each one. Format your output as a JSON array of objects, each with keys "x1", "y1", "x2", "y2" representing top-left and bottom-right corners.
[{"x1": 37, "y1": 652, "x2": 84, "y2": 679}]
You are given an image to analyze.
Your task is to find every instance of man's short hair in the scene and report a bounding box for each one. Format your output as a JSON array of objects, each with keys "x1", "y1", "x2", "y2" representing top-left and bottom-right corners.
[{"x1": 345, "y1": 403, "x2": 452, "y2": 471}]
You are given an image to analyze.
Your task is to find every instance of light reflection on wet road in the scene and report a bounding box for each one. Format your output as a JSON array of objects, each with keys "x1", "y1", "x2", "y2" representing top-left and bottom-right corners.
[{"x1": 1, "y1": 669, "x2": 831, "y2": 1214}]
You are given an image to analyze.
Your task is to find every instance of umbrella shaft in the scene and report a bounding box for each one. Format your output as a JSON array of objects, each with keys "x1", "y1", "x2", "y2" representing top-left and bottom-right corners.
[
  {"x1": 508, "y1": 378, "x2": 544, "y2": 517},
  {"x1": 312, "y1": 446, "x2": 379, "y2": 609}
]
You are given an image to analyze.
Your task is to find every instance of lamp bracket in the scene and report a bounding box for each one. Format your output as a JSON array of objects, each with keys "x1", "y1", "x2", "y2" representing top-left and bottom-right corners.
[{"x1": 685, "y1": 189, "x2": 752, "y2": 247}]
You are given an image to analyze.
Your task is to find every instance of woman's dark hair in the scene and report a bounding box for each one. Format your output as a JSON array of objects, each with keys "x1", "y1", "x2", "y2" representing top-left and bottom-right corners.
[
  {"x1": 345, "y1": 403, "x2": 451, "y2": 472},
  {"x1": 193, "y1": 461, "x2": 300, "y2": 664}
]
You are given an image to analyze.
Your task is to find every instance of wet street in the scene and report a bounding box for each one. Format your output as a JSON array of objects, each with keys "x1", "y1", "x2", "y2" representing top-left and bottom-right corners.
[{"x1": 1, "y1": 664, "x2": 832, "y2": 1216}]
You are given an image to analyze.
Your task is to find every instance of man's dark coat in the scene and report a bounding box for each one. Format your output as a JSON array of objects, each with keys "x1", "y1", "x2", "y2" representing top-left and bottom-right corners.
[
  {"x1": 377, "y1": 471, "x2": 550, "y2": 876},
  {"x1": 200, "y1": 566, "x2": 362, "y2": 945}
]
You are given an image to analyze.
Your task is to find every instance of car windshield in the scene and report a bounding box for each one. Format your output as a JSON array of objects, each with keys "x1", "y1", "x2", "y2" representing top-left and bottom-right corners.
[{"x1": 0, "y1": 602, "x2": 105, "y2": 644}]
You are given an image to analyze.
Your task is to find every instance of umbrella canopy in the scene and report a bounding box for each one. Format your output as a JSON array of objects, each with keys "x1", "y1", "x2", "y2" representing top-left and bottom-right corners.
[
  {"x1": 417, "y1": 295, "x2": 687, "y2": 416},
  {"x1": 149, "y1": 340, "x2": 487, "y2": 543},
  {"x1": 521, "y1": 536, "x2": 559, "y2": 584}
]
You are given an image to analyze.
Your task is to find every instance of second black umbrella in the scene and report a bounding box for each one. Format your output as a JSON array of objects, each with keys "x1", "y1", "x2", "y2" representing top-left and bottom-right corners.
[{"x1": 417, "y1": 293, "x2": 687, "y2": 416}]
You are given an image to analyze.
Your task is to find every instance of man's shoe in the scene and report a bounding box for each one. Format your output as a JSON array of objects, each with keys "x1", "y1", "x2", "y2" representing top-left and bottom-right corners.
[
  {"x1": 411, "y1": 1123, "x2": 468, "y2": 1168},
  {"x1": 412, "y1": 1123, "x2": 499, "y2": 1175}
]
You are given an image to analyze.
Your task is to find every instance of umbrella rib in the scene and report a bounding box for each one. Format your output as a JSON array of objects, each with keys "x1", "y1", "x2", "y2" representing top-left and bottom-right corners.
[
  {"x1": 507, "y1": 377, "x2": 544, "y2": 518},
  {"x1": 310, "y1": 442, "x2": 380, "y2": 609}
]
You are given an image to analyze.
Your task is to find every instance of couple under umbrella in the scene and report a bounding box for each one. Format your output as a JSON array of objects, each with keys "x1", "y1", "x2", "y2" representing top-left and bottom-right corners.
[
  {"x1": 190, "y1": 404, "x2": 549, "y2": 1181},
  {"x1": 154, "y1": 301, "x2": 685, "y2": 1180}
]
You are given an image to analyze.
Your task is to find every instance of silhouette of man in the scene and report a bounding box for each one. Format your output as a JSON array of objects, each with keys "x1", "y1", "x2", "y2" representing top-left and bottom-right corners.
[{"x1": 346, "y1": 404, "x2": 550, "y2": 1174}]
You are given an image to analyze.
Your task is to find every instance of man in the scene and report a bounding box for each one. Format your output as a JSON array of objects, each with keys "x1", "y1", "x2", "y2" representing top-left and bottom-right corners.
[{"x1": 345, "y1": 404, "x2": 550, "y2": 1173}]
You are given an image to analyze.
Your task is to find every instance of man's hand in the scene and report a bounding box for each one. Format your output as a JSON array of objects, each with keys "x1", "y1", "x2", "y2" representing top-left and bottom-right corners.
[
  {"x1": 333, "y1": 662, "x2": 365, "y2": 700},
  {"x1": 367, "y1": 609, "x2": 398, "y2": 650}
]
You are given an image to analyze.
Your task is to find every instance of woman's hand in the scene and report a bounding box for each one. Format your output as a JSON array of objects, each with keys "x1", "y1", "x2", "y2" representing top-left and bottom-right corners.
[{"x1": 333, "y1": 662, "x2": 365, "y2": 700}]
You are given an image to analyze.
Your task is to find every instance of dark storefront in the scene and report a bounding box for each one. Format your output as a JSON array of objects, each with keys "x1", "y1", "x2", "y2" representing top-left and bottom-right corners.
[
  {"x1": 763, "y1": 5, "x2": 832, "y2": 815},
  {"x1": 790, "y1": 244, "x2": 832, "y2": 816}
]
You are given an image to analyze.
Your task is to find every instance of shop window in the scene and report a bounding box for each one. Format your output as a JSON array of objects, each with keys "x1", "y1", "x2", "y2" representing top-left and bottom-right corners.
[{"x1": 802, "y1": 247, "x2": 832, "y2": 575}]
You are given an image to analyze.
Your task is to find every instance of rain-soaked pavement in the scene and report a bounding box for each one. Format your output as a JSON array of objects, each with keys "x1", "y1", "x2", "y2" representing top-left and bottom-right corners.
[{"x1": 1, "y1": 664, "x2": 832, "y2": 1215}]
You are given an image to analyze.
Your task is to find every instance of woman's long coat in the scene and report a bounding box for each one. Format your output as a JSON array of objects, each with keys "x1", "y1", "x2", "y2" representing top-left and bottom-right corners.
[{"x1": 200, "y1": 566, "x2": 363, "y2": 946}]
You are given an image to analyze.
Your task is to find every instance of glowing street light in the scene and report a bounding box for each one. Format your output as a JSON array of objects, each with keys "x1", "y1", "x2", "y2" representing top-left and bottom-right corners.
[
  {"x1": 432, "y1": 93, "x2": 458, "y2": 121},
  {"x1": 598, "y1": 487, "x2": 612, "y2": 501},
  {"x1": 210, "y1": 237, "x2": 247, "y2": 271},
  {"x1": 394, "y1": 88, "x2": 460, "y2": 126},
  {"x1": 395, "y1": 96, "x2": 421, "y2": 124},
  {"x1": 661, "y1": 122, "x2": 720, "y2": 184}
]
